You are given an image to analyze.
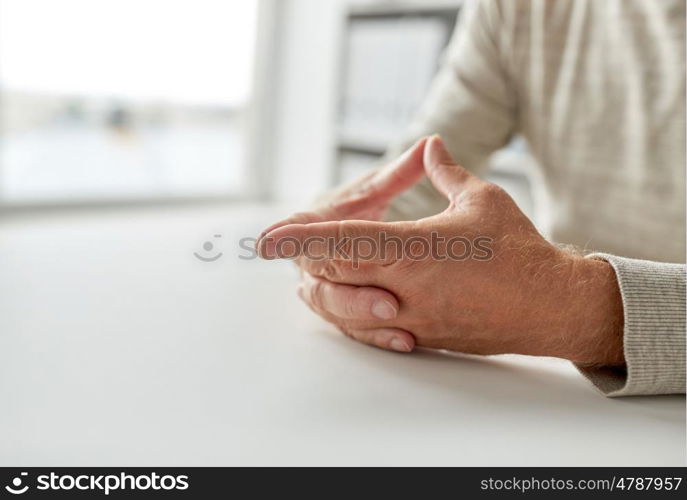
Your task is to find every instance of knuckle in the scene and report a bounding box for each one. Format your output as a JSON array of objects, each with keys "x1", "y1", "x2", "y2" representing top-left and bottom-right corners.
[
  {"x1": 382, "y1": 255, "x2": 415, "y2": 274},
  {"x1": 336, "y1": 325, "x2": 351, "y2": 338},
  {"x1": 336, "y1": 223, "x2": 355, "y2": 257},
  {"x1": 342, "y1": 294, "x2": 358, "y2": 318},
  {"x1": 299, "y1": 257, "x2": 322, "y2": 276},
  {"x1": 303, "y1": 259, "x2": 342, "y2": 281},
  {"x1": 321, "y1": 260, "x2": 342, "y2": 281},
  {"x1": 309, "y1": 279, "x2": 326, "y2": 309},
  {"x1": 344, "y1": 328, "x2": 368, "y2": 345},
  {"x1": 479, "y1": 183, "x2": 506, "y2": 200}
]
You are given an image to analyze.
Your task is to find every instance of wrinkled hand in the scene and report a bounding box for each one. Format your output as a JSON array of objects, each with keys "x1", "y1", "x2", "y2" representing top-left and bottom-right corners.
[
  {"x1": 257, "y1": 136, "x2": 624, "y2": 366},
  {"x1": 255, "y1": 138, "x2": 431, "y2": 352}
]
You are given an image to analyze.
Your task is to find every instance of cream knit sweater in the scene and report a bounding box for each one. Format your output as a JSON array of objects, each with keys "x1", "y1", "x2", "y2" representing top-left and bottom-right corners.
[{"x1": 385, "y1": 0, "x2": 685, "y2": 396}]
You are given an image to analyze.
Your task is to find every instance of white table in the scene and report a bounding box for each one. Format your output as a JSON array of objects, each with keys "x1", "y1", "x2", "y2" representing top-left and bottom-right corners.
[{"x1": 0, "y1": 204, "x2": 684, "y2": 466}]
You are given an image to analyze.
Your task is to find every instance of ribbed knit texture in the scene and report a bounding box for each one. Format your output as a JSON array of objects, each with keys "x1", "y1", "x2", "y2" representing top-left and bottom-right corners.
[{"x1": 577, "y1": 254, "x2": 686, "y2": 396}]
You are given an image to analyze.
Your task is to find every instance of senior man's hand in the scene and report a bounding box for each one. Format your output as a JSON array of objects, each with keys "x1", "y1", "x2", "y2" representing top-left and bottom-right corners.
[
  {"x1": 255, "y1": 138, "x2": 432, "y2": 352},
  {"x1": 257, "y1": 136, "x2": 625, "y2": 366}
]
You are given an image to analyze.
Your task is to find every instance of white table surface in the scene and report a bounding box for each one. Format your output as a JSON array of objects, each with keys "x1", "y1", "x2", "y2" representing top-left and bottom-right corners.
[{"x1": 0, "y1": 204, "x2": 684, "y2": 466}]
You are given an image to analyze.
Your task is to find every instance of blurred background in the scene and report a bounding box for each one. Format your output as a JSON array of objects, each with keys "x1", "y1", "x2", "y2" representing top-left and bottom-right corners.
[
  {"x1": 0, "y1": 0, "x2": 539, "y2": 215},
  {"x1": 0, "y1": 0, "x2": 257, "y2": 203}
]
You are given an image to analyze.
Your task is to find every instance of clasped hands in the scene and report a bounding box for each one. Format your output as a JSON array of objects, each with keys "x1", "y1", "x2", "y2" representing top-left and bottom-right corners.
[{"x1": 256, "y1": 136, "x2": 625, "y2": 367}]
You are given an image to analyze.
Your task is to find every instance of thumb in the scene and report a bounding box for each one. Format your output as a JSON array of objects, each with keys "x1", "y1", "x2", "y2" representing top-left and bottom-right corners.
[
  {"x1": 257, "y1": 139, "x2": 428, "y2": 248},
  {"x1": 328, "y1": 136, "x2": 428, "y2": 219},
  {"x1": 423, "y1": 134, "x2": 478, "y2": 201}
]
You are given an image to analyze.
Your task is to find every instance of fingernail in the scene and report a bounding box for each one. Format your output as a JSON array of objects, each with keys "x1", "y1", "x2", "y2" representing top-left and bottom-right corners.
[
  {"x1": 255, "y1": 231, "x2": 266, "y2": 247},
  {"x1": 259, "y1": 237, "x2": 277, "y2": 259},
  {"x1": 371, "y1": 300, "x2": 397, "y2": 320},
  {"x1": 390, "y1": 338, "x2": 412, "y2": 352},
  {"x1": 430, "y1": 134, "x2": 446, "y2": 151}
]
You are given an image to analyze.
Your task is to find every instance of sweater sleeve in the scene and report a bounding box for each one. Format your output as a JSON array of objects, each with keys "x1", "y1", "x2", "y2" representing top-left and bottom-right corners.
[
  {"x1": 577, "y1": 253, "x2": 686, "y2": 396},
  {"x1": 385, "y1": 0, "x2": 517, "y2": 221}
]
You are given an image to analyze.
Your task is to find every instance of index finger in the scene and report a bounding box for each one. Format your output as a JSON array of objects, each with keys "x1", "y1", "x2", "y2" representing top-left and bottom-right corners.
[
  {"x1": 257, "y1": 220, "x2": 415, "y2": 264},
  {"x1": 255, "y1": 210, "x2": 328, "y2": 250}
]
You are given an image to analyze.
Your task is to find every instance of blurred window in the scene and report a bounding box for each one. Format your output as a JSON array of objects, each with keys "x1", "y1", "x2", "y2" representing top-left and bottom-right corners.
[{"x1": 0, "y1": 0, "x2": 258, "y2": 203}]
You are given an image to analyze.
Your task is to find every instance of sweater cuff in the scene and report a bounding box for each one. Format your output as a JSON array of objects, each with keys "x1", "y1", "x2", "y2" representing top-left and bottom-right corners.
[{"x1": 575, "y1": 253, "x2": 686, "y2": 397}]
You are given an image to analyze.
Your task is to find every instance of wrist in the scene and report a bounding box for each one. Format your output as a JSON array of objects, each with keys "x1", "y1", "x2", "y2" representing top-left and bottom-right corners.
[{"x1": 554, "y1": 255, "x2": 625, "y2": 366}]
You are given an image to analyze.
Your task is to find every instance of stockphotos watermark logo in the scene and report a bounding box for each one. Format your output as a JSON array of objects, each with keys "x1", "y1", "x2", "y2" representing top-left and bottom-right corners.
[
  {"x1": 5, "y1": 473, "x2": 28, "y2": 495},
  {"x1": 192, "y1": 232, "x2": 495, "y2": 270},
  {"x1": 3, "y1": 472, "x2": 188, "y2": 496}
]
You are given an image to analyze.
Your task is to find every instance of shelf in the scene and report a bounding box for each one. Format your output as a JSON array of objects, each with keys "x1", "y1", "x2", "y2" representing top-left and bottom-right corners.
[
  {"x1": 337, "y1": 133, "x2": 388, "y2": 156},
  {"x1": 348, "y1": 0, "x2": 463, "y2": 17}
]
